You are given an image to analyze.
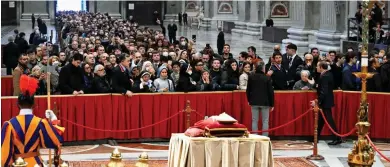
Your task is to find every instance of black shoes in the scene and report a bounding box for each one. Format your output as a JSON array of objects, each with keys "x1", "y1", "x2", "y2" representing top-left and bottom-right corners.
[{"x1": 327, "y1": 139, "x2": 342, "y2": 145}]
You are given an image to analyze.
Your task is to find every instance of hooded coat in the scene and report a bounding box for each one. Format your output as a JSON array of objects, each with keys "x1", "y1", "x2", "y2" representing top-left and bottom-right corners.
[{"x1": 175, "y1": 63, "x2": 196, "y2": 92}]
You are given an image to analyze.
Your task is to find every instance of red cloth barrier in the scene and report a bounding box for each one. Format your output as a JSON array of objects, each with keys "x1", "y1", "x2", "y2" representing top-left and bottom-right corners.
[
  {"x1": 1, "y1": 91, "x2": 390, "y2": 142},
  {"x1": 1, "y1": 76, "x2": 13, "y2": 96}
]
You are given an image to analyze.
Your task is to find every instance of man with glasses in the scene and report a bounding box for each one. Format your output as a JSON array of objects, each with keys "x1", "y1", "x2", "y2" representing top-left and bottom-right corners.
[{"x1": 191, "y1": 60, "x2": 204, "y2": 82}]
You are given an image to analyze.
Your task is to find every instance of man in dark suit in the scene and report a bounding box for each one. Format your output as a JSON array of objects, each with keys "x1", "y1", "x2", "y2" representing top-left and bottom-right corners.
[
  {"x1": 167, "y1": 20, "x2": 178, "y2": 44},
  {"x1": 267, "y1": 52, "x2": 288, "y2": 90},
  {"x1": 58, "y1": 53, "x2": 85, "y2": 95},
  {"x1": 3, "y1": 36, "x2": 20, "y2": 75},
  {"x1": 314, "y1": 61, "x2": 342, "y2": 145},
  {"x1": 246, "y1": 61, "x2": 274, "y2": 136},
  {"x1": 111, "y1": 55, "x2": 133, "y2": 97},
  {"x1": 31, "y1": 13, "x2": 36, "y2": 29},
  {"x1": 178, "y1": 12, "x2": 182, "y2": 25},
  {"x1": 183, "y1": 12, "x2": 188, "y2": 26},
  {"x1": 285, "y1": 43, "x2": 303, "y2": 89}
]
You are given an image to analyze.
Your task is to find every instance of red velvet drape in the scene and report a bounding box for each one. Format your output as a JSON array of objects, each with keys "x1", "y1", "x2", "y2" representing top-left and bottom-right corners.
[
  {"x1": 1, "y1": 76, "x2": 13, "y2": 96},
  {"x1": 1, "y1": 91, "x2": 389, "y2": 141}
]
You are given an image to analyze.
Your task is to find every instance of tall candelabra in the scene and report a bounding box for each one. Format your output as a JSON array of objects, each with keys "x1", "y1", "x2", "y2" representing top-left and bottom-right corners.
[{"x1": 347, "y1": 0, "x2": 375, "y2": 166}]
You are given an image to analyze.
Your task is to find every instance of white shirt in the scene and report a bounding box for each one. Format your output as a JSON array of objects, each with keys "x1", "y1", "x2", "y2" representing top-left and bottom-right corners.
[
  {"x1": 289, "y1": 54, "x2": 297, "y2": 67},
  {"x1": 19, "y1": 108, "x2": 33, "y2": 115}
]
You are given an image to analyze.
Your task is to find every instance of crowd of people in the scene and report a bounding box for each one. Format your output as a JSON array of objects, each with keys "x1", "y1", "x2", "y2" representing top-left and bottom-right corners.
[{"x1": 3, "y1": 11, "x2": 390, "y2": 97}]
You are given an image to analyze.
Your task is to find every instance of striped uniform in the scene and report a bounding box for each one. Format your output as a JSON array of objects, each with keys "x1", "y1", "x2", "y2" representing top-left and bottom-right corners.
[{"x1": 1, "y1": 111, "x2": 64, "y2": 167}]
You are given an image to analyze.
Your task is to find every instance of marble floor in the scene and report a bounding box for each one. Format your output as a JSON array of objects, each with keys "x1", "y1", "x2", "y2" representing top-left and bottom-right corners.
[
  {"x1": 1, "y1": 21, "x2": 277, "y2": 62},
  {"x1": 38, "y1": 140, "x2": 390, "y2": 167}
]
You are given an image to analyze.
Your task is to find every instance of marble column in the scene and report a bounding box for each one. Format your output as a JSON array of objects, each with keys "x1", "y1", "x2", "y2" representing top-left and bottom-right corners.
[
  {"x1": 242, "y1": 1, "x2": 262, "y2": 39},
  {"x1": 88, "y1": 0, "x2": 95, "y2": 13},
  {"x1": 282, "y1": 1, "x2": 312, "y2": 54},
  {"x1": 231, "y1": 0, "x2": 247, "y2": 37},
  {"x1": 48, "y1": 1, "x2": 55, "y2": 23},
  {"x1": 164, "y1": 1, "x2": 181, "y2": 22},
  {"x1": 21, "y1": 1, "x2": 50, "y2": 19},
  {"x1": 309, "y1": 1, "x2": 345, "y2": 52}
]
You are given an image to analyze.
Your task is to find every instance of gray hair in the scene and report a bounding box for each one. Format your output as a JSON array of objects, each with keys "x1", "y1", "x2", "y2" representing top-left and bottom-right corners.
[
  {"x1": 94, "y1": 64, "x2": 104, "y2": 73},
  {"x1": 301, "y1": 70, "x2": 310, "y2": 77},
  {"x1": 8, "y1": 36, "x2": 14, "y2": 42}
]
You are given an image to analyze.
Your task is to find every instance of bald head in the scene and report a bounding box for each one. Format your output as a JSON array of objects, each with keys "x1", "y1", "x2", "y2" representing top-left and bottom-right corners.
[{"x1": 274, "y1": 45, "x2": 280, "y2": 51}]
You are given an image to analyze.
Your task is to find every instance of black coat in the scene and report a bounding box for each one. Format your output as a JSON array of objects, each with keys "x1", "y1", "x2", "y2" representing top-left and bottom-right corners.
[
  {"x1": 317, "y1": 71, "x2": 335, "y2": 109},
  {"x1": 3, "y1": 42, "x2": 20, "y2": 68},
  {"x1": 330, "y1": 63, "x2": 343, "y2": 89},
  {"x1": 58, "y1": 63, "x2": 85, "y2": 94},
  {"x1": 132, "y1": 80, "x2": 156, "y2": 93},
  {"x1": 221, "y1": 70, "x2": 239, "y2": 91},
  {"x1": 246, "y1": 71, "x2": 274, "y2": 107},
  {"x1": 380, "y1": 62, "x2": 390, "y2": 92},
  {"x1": 367, "y1": 67, "x2": 382, "y2": 92},
  {"x1": 111, "y1": 65, "x2": 133, "y2": 94},
  {"x1": 167, "y1": 24, "x2": 177, "y2": 37},
  {"x1": 16, "y1": 38, "x2": 29, "y2": 54},
  {"x1": 176, "y1": 73, "x2": 196, "y2": 92},
  {"x1": 217, "y1": 31, "x2": 225, "y2": 49},
  {"x1": 270, "y1": 64, "x2": 288, "y2": 90},
  {"x1": 287, "y1": 55, "x2": 304, "y2": 82},
  {"x1": 92, "y1": 75, "x2": 112, "y2": 93}
]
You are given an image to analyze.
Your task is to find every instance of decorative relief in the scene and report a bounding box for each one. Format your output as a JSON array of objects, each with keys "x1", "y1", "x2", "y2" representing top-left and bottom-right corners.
[
  {"x1": 185, "y1": 1, "x2": 198, "y2": 12},
  {"x1": 218, "y1": 0, "x2": 233, "y2": 14},
  {"x1": 270, "y1": 1, "x2": 289, "y2": 18}
]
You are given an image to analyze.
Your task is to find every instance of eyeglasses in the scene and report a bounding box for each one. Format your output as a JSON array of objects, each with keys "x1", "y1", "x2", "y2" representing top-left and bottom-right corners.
[{"x1": 196, "y1": 64, "x2": 203, "y2": 66}]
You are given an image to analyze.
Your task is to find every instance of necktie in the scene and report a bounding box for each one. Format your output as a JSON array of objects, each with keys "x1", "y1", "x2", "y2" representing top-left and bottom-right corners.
[{"x1": 289, "y1": 56, "x2": 293, "y2": 67}]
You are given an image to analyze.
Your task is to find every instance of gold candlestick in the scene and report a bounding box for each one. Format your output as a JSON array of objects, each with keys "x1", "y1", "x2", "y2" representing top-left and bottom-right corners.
[
  {"x1": 347, "y1": 0, "x2": 376, "y2": 166},
  {"x1": 107, "y1": 148, "x2": 125, "y2": 167}
]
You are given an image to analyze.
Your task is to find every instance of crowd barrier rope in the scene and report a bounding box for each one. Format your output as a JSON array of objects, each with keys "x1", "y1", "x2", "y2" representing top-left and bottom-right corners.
[
  {"x1": 59, "y1": 112, "x2": 183, "y2": 133},
  {"x1": 366, "y1": 134, "x2": 390, "y2": 162},
  {"x1": 250, "y1": 108, "x2": 313, "y2": 133},
  {"x1": 319, "y1": 109, "x2": 357, "y2": 138}
]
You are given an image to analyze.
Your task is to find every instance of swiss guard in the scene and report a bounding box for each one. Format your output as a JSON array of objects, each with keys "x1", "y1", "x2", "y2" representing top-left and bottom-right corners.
[{"x1": 1, "y1": 75, "x2": 64, "y2": 167}]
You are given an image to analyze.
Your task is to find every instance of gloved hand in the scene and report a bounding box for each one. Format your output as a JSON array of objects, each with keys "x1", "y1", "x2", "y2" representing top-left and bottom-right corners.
[{"x1": 45, "y1": 110, "x2": 58, "y2": 121}]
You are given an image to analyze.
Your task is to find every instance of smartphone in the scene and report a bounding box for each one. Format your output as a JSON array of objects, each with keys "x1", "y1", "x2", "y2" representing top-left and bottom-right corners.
[
  {"x1": 192, "y1": 35, "x2": 196, "y2": 43},
  {"x1": 206, "y1": 44, "x2": 210, "y2": 48}
]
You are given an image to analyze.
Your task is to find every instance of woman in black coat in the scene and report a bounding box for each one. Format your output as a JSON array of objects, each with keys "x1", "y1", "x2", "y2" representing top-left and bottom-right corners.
[
  {"x1": 176, "y1": 63, "x2": 196, "y2": 92},
  {"x1": 196, "y1": 70, "x2": 219, "y2": 91},
  {"x1": 221, "y1": 59, "x2": 240, "y2": 90}
]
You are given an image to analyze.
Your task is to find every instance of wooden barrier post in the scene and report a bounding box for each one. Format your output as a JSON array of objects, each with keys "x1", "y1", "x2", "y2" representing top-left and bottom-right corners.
[
  {"x1": 184, "y1": 100, "x2": 192, "y2": 129},
  {"x1": 307, "y1": 99, "x2": 324, "y2": 160}
]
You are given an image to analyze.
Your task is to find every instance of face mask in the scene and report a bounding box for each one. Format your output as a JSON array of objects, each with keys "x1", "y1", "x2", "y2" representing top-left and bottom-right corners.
[
  {"x1": 187, "y1": 70, "x2": 192, "y2": 75},
  {"x1": 163, "y1": 52, "x2": 168, "y2": 57},
  {"x1": 379, "y1": 58, "x2": 383, "y2": 64},
  {"x1": 53, "y1": 61, "x2": 59, "y2": 66},
  {"x1": 181, "y1": 41, "x2": 186, "y2": 46}
]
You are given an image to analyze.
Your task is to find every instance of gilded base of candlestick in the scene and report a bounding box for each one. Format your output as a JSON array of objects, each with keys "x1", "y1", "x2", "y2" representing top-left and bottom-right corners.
[{"x1": 347, "y1": 122, "x2": 375, "y2": 167}]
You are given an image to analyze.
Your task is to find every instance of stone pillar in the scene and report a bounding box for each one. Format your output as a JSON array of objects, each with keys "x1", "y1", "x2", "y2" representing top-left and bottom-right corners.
[
  {"x1": 309, "y1": 1, "x2": 345, "y2": 52},
  {"x1": 282, "y1": 1, "x2": 311, "y2": 54},
  {"x1": 88, "y1": 0, "x2": 95, "y2": 13},
  {"x1": 21, "y1": 1, "x2": 50, "y2": 19},
  {"x1": 96, "y1": 1, "x2": 121, "y2": 19},
  {"x1": 349, "y1": 1, "x2": 358, "y2": 18},
  {"x1": 48, "y1": 1, "x2": 55, "y2": 23},
  {"x1": 242, "y1": 1, "x2": 262, "y2": 39},
  {"x1": 232, "y1": 0, "x2": 247, "y2": 37},
  {"x1": 165, "y1": 1, "x2": 181, "y2": 22}
]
